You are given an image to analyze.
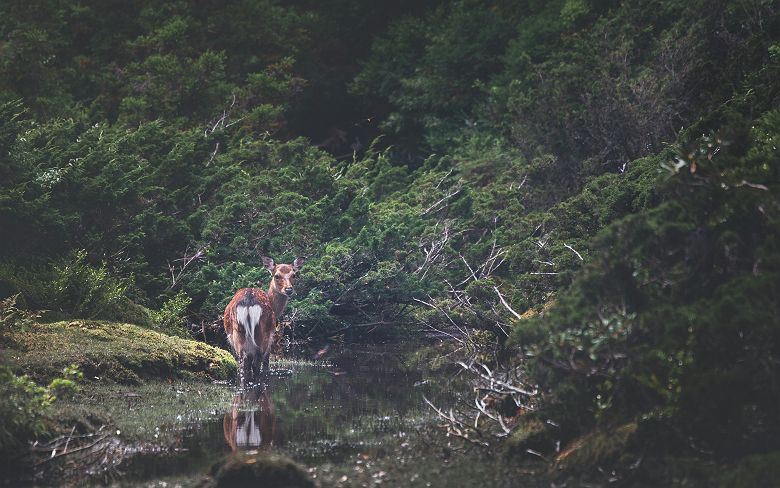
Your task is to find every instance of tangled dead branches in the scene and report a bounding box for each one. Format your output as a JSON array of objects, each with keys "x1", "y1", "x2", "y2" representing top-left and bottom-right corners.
[{"x1": 424, "y1": 356, "x2": 539, "y2": 448}]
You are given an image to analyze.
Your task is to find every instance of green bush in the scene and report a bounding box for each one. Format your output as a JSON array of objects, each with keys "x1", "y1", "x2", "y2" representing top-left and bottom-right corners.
[
  {"x1": 0, "y1": 252, "x2": 145, "y2": 324},
  {"x1": 149, "y1": 291, "x2": 192, "y2": 337},
  {"x1": 0, "y1": 363, "x2": 82, "y2": 460},
  {"x1": 0, "y1": 366, "x2": 52, "y2": 460},
  {"x1": 0, "y1": 293, "x2": 40, "y2": 333},
  {"x1": 48, "y1": 251, "x2": 132, "y2": 320},
  {"x1": 46, "y1": 363, "x2": 83, "y2": 399}
]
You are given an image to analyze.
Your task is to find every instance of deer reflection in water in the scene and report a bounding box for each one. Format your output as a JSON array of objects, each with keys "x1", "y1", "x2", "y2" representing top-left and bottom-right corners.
[{"x1": 223, "y1": 383, "x2": 281, "y2": 452}]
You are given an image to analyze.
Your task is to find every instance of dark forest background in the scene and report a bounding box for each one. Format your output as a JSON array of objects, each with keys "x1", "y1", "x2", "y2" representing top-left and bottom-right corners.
[{"x1": 1, "y1": 0, "x2": 779, "y2": 480}]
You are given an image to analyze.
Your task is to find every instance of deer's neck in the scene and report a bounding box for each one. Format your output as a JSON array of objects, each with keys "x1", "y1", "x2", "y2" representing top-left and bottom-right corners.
[{"x1": 267, "y1": 286, "x2": 288, "y2": 319}]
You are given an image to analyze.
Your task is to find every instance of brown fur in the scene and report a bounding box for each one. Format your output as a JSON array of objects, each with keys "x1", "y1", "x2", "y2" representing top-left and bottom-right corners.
[
  {"x1": 223, "y1": 256, "x2": 305, "y2": 386},
  {"x1": 224, "y1": 288, "x2": 275, "y2": 382}
]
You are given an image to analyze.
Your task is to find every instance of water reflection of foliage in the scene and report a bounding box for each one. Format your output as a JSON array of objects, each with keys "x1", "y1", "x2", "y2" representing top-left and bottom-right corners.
[{"x1": 267, "y1": 345, "x2": 465, "y2": 459}]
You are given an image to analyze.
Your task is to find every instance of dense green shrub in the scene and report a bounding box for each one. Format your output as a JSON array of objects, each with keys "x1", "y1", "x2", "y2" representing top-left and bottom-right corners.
[
  {"x1": 513, "y1": 98, "x2": 780, "y2": 455},
  {"x1": 149, "y1": 291, "x2": 192, "y2": 338},
  {"x1": 49, "y1": 251, "x2": 132, "y2": 319},
  {"x1": 0, "y1": 251, "x2": 132, "y2": 321}
]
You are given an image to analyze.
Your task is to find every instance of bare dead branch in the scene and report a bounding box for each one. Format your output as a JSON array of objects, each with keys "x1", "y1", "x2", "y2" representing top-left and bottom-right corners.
[
  {"x1": 206, "y1": 141, "x2": 220, "y2": 166},
  {"x1": 525, "y1": 448, "x2": 552, "y2": 464},
  {"x1": 420, "y1": 186, "x2": 462, "y2": 216},
  {"x1": 460, "y1": 253, "x2": 478, "y2": 281},
  {"x1": 476, "y1": 239, "x2": 506, "y2": 277},
  {"x1": 458, "y1": 360, "x2": 538, "y2": 396},
  {"x1": 415, "y1": 220, "x2": 452, "y2": 278},
  {"x1": 423, "y1": 396, "x2": 490, "y2": 447},
  {"x1": 435, "y1": 168, "x2": 454, "y2": 189},
  {"x1": 563, "y1": 243, "x2": 584, "y2": 261},
  {"x1": 493, "y1": 286, "x2": 523, "y2": 324},
  {"x1": 736, "y1": 180, "x2": 769, "y2": 191},
  {"x1": 473, "y1": 395, "x2": 511, "y2": 436},
  {"x1": 412, "y1": 297, "x2": 466, "y2": 344},
  {"x1": 34, "y1": 435, "x2": 110, "y2": 466},
  {"x1": 168, "y1": 244, "x2": 208, "y2": 288},
  {"x1": 62, "y1": 425, "x2": 76, "y2": 454},
  {"x1": 509, "y1": 174, "x2": 528, "y2": 190},
  {"x1": 204, "y1": 93, "x2": 237, "y2": 137}
]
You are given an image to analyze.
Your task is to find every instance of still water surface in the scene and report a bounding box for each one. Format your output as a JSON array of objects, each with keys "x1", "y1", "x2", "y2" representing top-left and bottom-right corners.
[{"x1": 111, "y1": 343, "x2": 526, "y2": 487}]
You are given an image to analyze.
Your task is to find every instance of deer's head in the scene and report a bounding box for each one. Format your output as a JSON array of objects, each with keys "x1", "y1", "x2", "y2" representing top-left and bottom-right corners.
[{"x1": 262, "y1": 256, "x2": 306, "y2": 297}]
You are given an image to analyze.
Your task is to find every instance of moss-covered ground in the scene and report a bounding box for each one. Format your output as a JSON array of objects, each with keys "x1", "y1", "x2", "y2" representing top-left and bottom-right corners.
[{"x1": 1, "y1": 320, "x2": 236, "y2": 384}]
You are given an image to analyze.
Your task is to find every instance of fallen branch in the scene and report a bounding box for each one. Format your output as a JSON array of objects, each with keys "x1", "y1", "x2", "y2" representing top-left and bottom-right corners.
[
  {"x1": 457, "y1": 360, "x2": 538, "y2": 396},
  {"x1": 423, "y1": 396, "x2": 489, "y2": 447},
  {"x1": 412, "y1": 297, "x2": 466, "y2": 344},
  {"x1": 525, "y1": 448, "x2": 552, "y2": 464},
  {"x1": 474, "y1": 395, "x2": 511, "y2": 436},
  {"x1": 34, "y1": 434, "x2": 110, "y2": 466},
  {"x1": 62, "y1": 425, "x2": 76, "y2": 454},
  {"x1": 32, "y1": 432, "x2": 103, "y2": 450}
]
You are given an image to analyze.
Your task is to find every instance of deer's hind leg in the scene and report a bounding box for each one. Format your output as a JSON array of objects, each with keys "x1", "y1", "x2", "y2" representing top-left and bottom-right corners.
[
  {"x1": 238, "y1": 354, "x2": 247, "y2": 388},
  {"x1": 240, "y1": 352, "x2": 260, "y2": 388},
  {"x1": 248, "y1": 353, "x2": 263, "y2": 382},
  {"x1": 261, "y1": 350, "x2": 270, "y2": 374}
]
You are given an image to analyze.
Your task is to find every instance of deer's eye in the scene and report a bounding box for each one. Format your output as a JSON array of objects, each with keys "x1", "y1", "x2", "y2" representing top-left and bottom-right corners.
[{"x1": 275, "y1": 275, "x2": 282, "y2": 279}]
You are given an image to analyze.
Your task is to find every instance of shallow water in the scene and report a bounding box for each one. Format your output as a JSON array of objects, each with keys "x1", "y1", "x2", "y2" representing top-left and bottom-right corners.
[
  {"x1": 99, "y1": 343, "x2": 518, "y2": 487},
  {"x1": 32, "y1": 343, "x2": 546, "y2": 487},
  {"x1": 219, "y1": 344, "x2": 460, "y2": 462}
]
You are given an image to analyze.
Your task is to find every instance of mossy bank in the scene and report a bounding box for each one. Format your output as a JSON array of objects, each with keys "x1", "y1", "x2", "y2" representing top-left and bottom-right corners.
[
  {"x1": 1, "y1": 320, "x2": 236, "y2": 384},
  {"x1": 0, "y1": 320, "x2": 237, "y2": 485}
]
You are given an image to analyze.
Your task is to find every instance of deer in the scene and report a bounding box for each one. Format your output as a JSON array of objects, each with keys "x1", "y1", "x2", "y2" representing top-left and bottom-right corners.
[{"x1": 224, "y1": 256, "x2": 305, "y2": 387}]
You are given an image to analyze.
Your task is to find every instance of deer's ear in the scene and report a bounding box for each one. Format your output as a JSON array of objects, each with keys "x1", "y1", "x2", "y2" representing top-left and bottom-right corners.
[
  {"x1": 261, "y1": 256, "x2": 275, "y2": 274},
  {"x1": 293, "y1": 256, "x2": 306, "y2": 272}
]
